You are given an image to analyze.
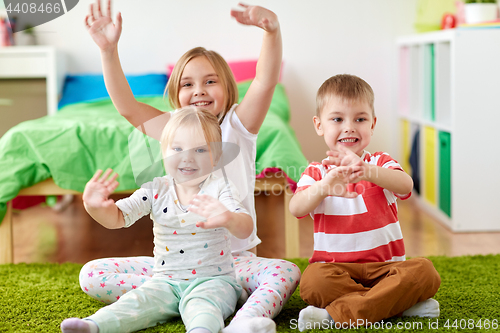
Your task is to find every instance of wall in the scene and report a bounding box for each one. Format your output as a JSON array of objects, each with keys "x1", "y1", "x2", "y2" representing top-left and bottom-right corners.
[{"x1": 35, "y1": 0, "x2": 418, "y2": 163}]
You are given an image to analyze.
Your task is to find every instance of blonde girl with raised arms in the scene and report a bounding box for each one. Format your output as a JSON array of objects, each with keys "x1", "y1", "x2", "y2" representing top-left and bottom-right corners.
[{"x1": 80, "y1": 1, "x2": 300, "y2": 333}]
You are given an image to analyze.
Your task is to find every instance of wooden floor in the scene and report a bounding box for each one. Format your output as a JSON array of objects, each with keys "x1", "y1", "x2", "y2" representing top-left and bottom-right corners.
[{"x1": 11, "y1": 193, "x2": 500, "y2": 264}]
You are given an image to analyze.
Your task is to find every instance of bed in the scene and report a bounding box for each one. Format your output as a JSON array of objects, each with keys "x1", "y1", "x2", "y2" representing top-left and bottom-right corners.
[{"x1": 0, "y1": 70, "x2": 308, "y2": 264}]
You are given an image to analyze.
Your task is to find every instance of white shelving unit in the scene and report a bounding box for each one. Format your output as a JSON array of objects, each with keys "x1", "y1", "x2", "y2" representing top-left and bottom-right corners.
[{"x1": 396, "y1": 29, "x2": 500, "y2": 232}]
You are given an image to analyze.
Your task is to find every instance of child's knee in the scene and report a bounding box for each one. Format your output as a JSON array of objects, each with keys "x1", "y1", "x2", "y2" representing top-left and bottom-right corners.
[
  {"x1": 300, "y1": 264, "x2": 346, "y2": 305},
  {"x1": 79, "y1": 261, "x2": 98, "y2": 287},
  {"x1": 406, "y1": 258, "x2": 441, "y2": 297},
  {"x1": 272, "y1": 260, "x2": 301, "y2": 294},
  {"x1": 185, "y1": 312, "x2": 223, "y2": 333},
  {"x1": 416, "y1": 258, "x2": 441, "y2": 292},
  {"x1": 283, "y1": 261, "x2": 302, "y2": 282}
]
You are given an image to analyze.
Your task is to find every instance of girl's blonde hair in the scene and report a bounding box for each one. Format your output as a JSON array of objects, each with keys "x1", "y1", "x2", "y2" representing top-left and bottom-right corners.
[
  {"x1": 316, "y1": 74, "x2": 375, "y2": 117},
  {"x1": 160, "y1": 106, "x2": 223, "y2": 165},
  {"x1": 165, "y1": 47, "x2": 239, "y2": 124}
]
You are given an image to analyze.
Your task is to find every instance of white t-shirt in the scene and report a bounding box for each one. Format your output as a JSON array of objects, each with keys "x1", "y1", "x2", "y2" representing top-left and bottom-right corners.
[{"x1": 215, "y1": 104, "x2": 261, "y2": 252}]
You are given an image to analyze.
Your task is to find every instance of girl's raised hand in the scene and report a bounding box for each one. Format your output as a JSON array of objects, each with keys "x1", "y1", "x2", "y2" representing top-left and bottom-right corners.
[
  {"x1": 230, "y1": 3, "x2": 279, "y2": 32},
  {"x1": 84, "y1": 0, "x2": 122, "y2": 52},
  {"x1": 83, "y1": 169, "x2": 119, "y2": 209}
]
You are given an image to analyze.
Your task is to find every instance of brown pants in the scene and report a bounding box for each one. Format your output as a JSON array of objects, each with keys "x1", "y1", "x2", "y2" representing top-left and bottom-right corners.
[{"x1": 300, "y1": 258, "x2": 441, "y2": 325}]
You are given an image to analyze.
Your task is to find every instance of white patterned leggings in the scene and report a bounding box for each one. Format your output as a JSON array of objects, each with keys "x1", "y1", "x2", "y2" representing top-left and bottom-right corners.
[{"x1": 79, "y1": 251, "x2": 301, "y2": 320}]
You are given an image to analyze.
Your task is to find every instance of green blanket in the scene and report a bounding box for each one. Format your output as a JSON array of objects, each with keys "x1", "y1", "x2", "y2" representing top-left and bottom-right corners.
[{"x1": 0, "y1": 82, "x2": 307, "y2": 223}]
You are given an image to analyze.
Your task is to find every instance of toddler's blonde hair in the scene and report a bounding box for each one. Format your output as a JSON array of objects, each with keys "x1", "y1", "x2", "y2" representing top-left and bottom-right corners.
[{"x1": 160, "y1": 106, "x2": 222, "y2": 166}]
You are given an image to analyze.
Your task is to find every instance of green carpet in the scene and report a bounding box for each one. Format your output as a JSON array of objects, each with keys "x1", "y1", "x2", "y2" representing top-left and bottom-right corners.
[{"x1": 1, "y1": 255, "x2": 500, "y2": 332}]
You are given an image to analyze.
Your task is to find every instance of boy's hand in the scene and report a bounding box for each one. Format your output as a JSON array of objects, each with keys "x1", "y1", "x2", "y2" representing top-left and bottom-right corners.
[
  {"x1": 188, "y1": 194, "x2": 232, "y2": 229},
  {"x1": 339, "y1": 147, "x2": 363, "y2": 166},
  {"x1": 320, "y1": 165, "x2": 361, "y2": 198},
  {"x1": 85, "y1": 0, "x2": 122, "y2": 52},
  {"x1": 230, "y1": 3, "x2": 279, "y2": 32},
  {"x1": 325, "y1": 146, "x2": 361, "y2": 166},
  {"x1": 324, "y1": 150, "x2": 345, "y2": 167},
  {"x1": 324, "y1": 147, "x2": 369, "y2": 181},
  {"x1": 83, "y1": 169, "x2": 119, "y2": 209},
  {"x1": 340, "y1": 148, "x2": 371, "y2": 182}
]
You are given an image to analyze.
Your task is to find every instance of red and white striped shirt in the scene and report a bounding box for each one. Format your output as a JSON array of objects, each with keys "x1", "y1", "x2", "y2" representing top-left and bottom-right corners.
[{"x1": 296, "y1": 151, "x2": 411, "y2": 264}]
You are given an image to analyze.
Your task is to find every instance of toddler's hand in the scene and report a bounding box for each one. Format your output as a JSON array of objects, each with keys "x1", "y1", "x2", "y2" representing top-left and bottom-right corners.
[
  {"x1": 83, "y1": 169, "x2": 119, "y2": 209},
  {"x1": 85, "y1": 0, "x2": 122, "y2": 52},
  {"x1": 230, "y1": 3, "x2": 279, "y2": 32},
  {"x1": 188, "y1": 194, "x2": 231, "y2": 229}
]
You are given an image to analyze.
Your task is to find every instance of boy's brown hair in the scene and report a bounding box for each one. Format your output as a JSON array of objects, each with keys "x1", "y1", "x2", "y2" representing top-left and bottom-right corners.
[
  {"x1": 316, "y1": 74, "x2": 375, "y2": 117},
  {"x1": 165, "y1": 47, "x2": 239, "y2": 124}
]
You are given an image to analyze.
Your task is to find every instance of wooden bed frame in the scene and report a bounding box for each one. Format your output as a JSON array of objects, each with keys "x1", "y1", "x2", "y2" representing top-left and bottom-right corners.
[{"x1": 0, "y1": 176, "x2": 300, "y2": 264}]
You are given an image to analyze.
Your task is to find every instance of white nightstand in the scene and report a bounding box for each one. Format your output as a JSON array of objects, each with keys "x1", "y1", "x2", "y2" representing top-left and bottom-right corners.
[{"x1": 0, "y1": 46, "x2": 65, "y2": 136}]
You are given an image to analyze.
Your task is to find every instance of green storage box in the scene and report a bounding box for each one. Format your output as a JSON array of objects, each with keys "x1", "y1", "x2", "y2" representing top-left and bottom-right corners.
[{"x1": 439, "y1": 131, "x2": 451, "y2": 217}]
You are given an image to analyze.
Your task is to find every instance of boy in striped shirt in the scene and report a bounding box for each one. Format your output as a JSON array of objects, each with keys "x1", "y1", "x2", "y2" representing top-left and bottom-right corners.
[{"x1": 289, "y1": 74, "x2": 441, "y2": 330}]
